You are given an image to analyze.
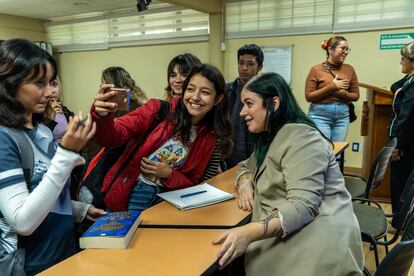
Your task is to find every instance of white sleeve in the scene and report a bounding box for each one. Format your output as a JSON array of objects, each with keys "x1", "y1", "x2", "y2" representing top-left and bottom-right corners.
[
  {"x1": 71, "y1": 200, "x2": 91, "y2": 223},
  {"x1": 0, "y1": 146, "x2": 84, "y2": 236}
]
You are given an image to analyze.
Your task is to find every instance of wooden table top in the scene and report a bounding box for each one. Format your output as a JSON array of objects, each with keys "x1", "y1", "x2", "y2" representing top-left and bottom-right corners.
[
  {"x1": 140, "y1": 166, "x2": 251, "y2": 228},
  {"x1": 141, "y1": 143, "x2": 347, "y2": 229},
  {"x1": 40, "y1": 141, "x2": 351, "y2": 276},
  {"x1": 39, "y1": 228, "x2": 225, "y2": 276},
  {"x1": 333, "y1": 141, "x2": 349, "y2": 156}
]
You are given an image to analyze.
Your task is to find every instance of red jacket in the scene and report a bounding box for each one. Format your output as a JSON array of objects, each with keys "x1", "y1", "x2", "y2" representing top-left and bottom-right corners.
[{"x1": 91, "y1": 98, "x2": 216, "y2": 211}]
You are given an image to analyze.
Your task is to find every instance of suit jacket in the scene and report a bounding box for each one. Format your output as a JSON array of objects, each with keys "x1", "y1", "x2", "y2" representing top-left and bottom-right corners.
[
  {"x1": 242, "y1": 123, "x2": 364, "y2": 276},
  {"x1": 389, "y1": 76, "x2": 414, "y2": 159}
]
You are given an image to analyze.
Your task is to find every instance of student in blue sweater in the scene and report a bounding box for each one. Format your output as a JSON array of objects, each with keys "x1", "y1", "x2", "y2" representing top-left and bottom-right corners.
[{"x1": 0, "y1": 39, "x2": 104, "y2": 275}]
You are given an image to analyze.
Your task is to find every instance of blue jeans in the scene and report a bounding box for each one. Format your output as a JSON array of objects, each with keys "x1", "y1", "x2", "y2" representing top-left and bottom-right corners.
[
  {"x1": 308, "y1": 102, "x2": 349, "y2": 142},
  {"x1": 128, "y1": 180, "x2": 165, "y2": 211}
]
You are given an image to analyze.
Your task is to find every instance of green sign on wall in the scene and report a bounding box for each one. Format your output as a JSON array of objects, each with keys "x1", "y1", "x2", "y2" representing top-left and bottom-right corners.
[{"x1": 380, "y1": 33, "x2": 414, "y2": 50}]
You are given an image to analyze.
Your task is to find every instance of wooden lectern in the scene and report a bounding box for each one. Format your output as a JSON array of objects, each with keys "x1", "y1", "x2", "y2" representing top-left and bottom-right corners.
[{"x1": 359, "y1": 83, "x2": 394, "y2": 202}]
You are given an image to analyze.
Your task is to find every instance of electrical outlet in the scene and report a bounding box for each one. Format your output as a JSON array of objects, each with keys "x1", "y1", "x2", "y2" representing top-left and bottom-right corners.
[{"x1": 352, "y1": 142, "x2": 359, "y2": 152}]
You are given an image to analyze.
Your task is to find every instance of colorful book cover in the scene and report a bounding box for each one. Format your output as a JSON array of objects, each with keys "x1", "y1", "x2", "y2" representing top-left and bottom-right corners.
[
  {"x1": 81, "y1": 210, "x2": 140, "y2": 238},
  {"x1": 150, "y1": 141, "x2": 188, "y2": 168}
]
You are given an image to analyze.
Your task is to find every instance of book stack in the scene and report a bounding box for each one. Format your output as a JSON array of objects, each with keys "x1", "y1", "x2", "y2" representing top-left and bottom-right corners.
[{"x1": 79, "y1": 210, "x2": 141, "y2": 249}]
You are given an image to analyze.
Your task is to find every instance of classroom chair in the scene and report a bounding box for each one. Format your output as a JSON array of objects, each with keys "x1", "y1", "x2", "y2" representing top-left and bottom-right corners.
[
  {"x1": 344, "y1": 138, "x2": 397, "y2": 199},
  {"x1": 352, "y1": 168, "x2": 414, "y2": 268}
]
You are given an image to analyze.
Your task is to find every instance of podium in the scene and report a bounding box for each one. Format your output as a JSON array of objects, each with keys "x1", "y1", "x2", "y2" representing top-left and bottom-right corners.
[{"x1": 359, "y1": 83, "x2": 394, "y2": 201}]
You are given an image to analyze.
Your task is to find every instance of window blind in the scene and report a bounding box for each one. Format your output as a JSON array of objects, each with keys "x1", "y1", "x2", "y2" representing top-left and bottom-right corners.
[
  {"x1": 225, "y1": 0, "x2": 334, "y2": 39},
  {"x1": 109, "y1": 9, "x2": 209, "y2": 43},
  {"x1": 225, "y1": 0, "x2": 414, "y2": 38},
  {"x1": 46, "y1": 3, "x2": 209, "y2": 52},
  {"x1": 333, "y1": 0, "x2": 414, "y2": 32}
]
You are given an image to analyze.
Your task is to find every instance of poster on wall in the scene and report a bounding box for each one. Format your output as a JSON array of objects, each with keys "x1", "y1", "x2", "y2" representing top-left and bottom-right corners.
[
  {"x1": 380, "y1": 33, "x2": 414, "y2": 50},
  {"x1": 262, "y1": 46, "x2": 292, "y2": 84}
]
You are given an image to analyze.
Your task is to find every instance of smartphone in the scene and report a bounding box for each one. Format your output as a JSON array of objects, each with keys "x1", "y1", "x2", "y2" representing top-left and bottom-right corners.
[{"x1": 106, "y1": 88, "x2": 131, "y2": 111}]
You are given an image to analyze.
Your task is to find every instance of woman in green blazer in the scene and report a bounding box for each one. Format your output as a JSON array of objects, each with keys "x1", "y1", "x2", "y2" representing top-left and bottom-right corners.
[{"x1": 213, "y1": 73, "x2": 364, "y2": 276}]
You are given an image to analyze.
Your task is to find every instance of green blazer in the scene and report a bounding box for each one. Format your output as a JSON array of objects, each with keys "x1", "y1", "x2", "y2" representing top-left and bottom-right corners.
[{"x1": 242, "y1": 123, "x2": 364, "y2": 276}]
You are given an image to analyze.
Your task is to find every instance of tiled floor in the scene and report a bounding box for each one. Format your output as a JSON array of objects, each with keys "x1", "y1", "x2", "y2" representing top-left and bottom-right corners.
[{"x1": 363, "y1": 202, "x2": 414, "y2": 275}]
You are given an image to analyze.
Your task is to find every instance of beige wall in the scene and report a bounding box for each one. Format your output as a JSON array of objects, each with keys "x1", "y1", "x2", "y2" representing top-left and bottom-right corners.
[
  {"x1": 58, "y1": 27, "x2": 413, "y2": 169},
  {"x1": 0, "y1": 11, "x2": 410, "y2": 169},
  {"x1": 225, "y1": 28, "x2": 414, "y2": 168},
  {"x1": 57, "y1": 42, "x2": 209, "y2": 114},
  {"x1": 0, "y1": 13, "x2": 46, "y2": 41}
]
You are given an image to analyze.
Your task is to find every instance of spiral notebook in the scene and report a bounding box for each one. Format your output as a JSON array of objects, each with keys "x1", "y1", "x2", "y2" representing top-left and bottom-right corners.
[{"x1": 157, "y1": 183, "x2": 234, "y2": 211}]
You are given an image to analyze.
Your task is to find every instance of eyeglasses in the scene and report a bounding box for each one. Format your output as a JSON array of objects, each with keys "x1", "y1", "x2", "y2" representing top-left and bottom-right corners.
[
  {"x1": 50, "y1": 80, "x2": 59, "y2": 88},
  {"x1": 336, "y1": 47, "x2": 351, "y2": 54}
]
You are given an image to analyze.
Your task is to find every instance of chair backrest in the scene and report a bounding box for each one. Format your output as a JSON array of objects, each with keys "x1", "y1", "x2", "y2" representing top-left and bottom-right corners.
[
  {"x1": 402, "y1": 208, "x2": 414, "y2": 241},
  {"x1": 374, "y1": 240, "x2": 414, "y2": 276},
  {"x1": 365, "y1": 138, "x2": 397, "y2": 197},
  {"x1": 392, "y1": 168, "x2": 414, "y2": 231}
]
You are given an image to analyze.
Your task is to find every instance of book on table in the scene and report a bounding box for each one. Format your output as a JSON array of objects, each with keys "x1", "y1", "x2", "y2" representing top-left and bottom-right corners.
[
  {"x1": 79, "y1": 210, "x2": 141, "y2": 249},
  {"x1": 157, "y1": 183, "x2": 234, "y2": 211}
]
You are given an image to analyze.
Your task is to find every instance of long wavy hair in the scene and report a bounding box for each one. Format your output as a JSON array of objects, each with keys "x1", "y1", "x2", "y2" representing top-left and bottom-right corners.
[
  {"x1": 164, "y1": 53, "x2": 201, "y2": 101},
  {"x1": 245, "y1": 73, "x2": 322, "y2": 167},
  {"x1": 170, "y1": 64, "x2": 233, "y2": 158},
  {"x1": 0, "y1": 39, "x2": 57, "y2": 128},
  {"x1": 102, "y1": 66, "x2": 147, "y2": 106}
]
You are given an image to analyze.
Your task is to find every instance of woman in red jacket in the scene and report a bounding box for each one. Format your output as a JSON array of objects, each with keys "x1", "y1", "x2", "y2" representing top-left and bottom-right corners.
[{"x1": 91, "y1": 64, "x2": 233, "y2": 211}]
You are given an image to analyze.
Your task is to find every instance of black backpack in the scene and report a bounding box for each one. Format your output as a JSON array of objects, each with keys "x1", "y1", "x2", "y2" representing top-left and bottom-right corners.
[{"x1": 78, "y1": 100, "x2": 170, "y2": 209}]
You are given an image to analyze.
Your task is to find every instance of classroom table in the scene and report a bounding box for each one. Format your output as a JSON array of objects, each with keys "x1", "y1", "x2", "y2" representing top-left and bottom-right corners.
[
  {"x1": 332, "y1": 142, "x2": 349, "y2": 173},
  {"x1": 140, "y1": 143, "x2": 348, "y2": 228},
  {"x1": 39, "y1": 228, "x2": 225, "y2": 276},
  {"x1": 140, "y1": 165, "x2": 251, "y2": 229},
  {"x1": 40, "y1": 141, "x2": 351, "y2": 276}
]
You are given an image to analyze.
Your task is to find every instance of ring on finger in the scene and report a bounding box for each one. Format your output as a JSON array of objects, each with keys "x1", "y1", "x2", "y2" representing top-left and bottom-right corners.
[{"x1": 78, "y1": 117, "x2": 87, "y2": 127}]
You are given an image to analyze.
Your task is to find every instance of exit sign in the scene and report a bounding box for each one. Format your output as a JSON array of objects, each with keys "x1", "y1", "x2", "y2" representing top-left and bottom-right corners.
[{"x1": 380, "y1": 33, "x2": 414, "y2": 50}]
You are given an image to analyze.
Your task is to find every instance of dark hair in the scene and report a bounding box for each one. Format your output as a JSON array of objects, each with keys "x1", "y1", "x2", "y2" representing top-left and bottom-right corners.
[
  {"x1": 237, "y1": 44, "x2": 264, "y2": 67},
  {"x1": 165, "y1": 53, "x2": 201, "y2": 101},
  {"x1": 245, "y1": 73, "x2": 322, "y2": 167},
  {"x1": 0, "y1": 39, "x2": 57, "y2": 128},
  {"x1": 171, "y1": 63, "x2": 233, "y2": 158},
  {"x1": 102, "y1": 66, "x2": 147, "y2": 106},
  {"x1": 321, "y1": 36, "x2": 347, "y2": 58}
]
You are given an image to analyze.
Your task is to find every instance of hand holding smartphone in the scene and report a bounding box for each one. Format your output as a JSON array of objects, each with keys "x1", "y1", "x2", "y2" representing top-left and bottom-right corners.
[{"x1": 106, "y1": 88, "x2": 131, "y2": 111}]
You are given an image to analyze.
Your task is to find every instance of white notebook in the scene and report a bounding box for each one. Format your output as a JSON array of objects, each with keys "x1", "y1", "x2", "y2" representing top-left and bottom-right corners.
[{"x1": 157, "y1": 183, "x2": 234, "y2": 211}]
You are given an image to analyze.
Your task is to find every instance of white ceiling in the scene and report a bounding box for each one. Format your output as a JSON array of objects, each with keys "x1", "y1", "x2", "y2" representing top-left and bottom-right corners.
[{"x1": 0, "y1": 0, "x2": 153, "y2": 21}]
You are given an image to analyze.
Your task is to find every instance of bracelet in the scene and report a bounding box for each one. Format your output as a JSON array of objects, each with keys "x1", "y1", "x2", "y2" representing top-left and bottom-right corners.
[
  {"x1": 259, "y1": 210, "x2": 280, "y2": 236},
  {"x1": 237, "y1": 183, "x2": 251, "y2": 192},
  {"x1": 59, "y1": 144, "x2": 79, "y2": 154},
  {"x1": 234, "y1": 170, "x2": 251, "y2": 188}
]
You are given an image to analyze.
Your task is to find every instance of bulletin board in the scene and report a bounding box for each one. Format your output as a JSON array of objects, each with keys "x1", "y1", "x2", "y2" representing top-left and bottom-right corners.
[{"x1": 262, "y1": 46, "x2": 293, "y2": 84}]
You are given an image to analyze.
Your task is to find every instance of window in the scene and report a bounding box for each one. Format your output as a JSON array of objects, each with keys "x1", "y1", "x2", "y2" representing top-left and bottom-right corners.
[
  {"x1": 225, "y1": 0, "x2": 333, "y2": 38},
  {"x1": 48, "y1": 19, "x2": 109, "y2": 46},
  {"x1": 334, "y1": 0, "x2": 414, "y2": 32},
  {"x1": 46, "y1": 3, "x2": 209, "y2": 52},
  {"x1": 225, "y1": 0, "x2": 414, "y2": 38}
]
